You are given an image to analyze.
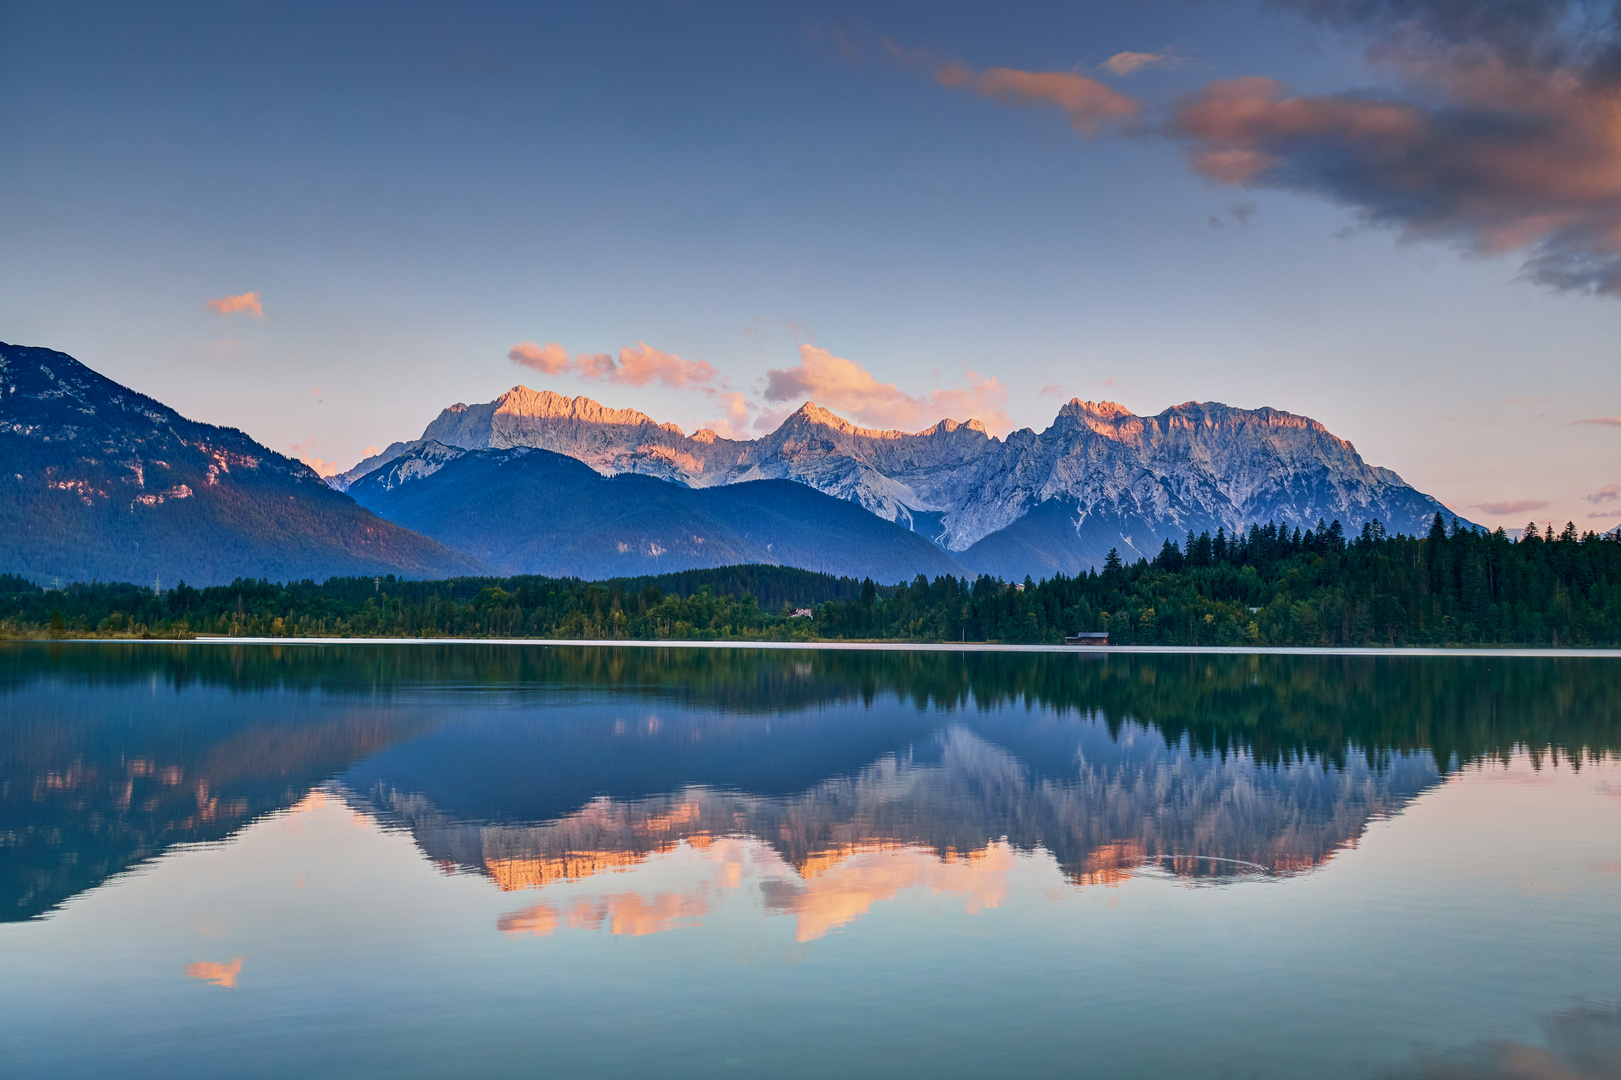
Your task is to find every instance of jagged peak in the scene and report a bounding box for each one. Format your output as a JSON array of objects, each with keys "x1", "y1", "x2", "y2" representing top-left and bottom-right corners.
[
  {"x1": 783, "y1": 401, "x2": 988, "y2": 441},
  {"x1": 1155, "y1": 400, "x2": 1333, "y2": 436},
  {"x1": 1062, "y1": 399, "x2": 1135, "y2": 420},
  {"x1": 492, "y1": 385, "x2": 660, "y2": 427}
]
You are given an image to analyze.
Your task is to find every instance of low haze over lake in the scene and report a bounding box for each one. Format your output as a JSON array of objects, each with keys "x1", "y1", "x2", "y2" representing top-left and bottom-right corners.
[{"x1": 3, "y1": 643, "x2": 1619, "y2": 1079}]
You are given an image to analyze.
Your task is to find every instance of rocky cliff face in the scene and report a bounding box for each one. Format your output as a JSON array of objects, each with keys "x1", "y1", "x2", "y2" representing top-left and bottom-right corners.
[{"x1": 338, "y1": 385, "x2": 1460, "y2": 576}]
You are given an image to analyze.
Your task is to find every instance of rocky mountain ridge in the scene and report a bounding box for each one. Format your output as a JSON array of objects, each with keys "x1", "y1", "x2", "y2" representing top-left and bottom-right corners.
[{"x1": 338, "y1": 385, "x2": 1463, "y2": 575}]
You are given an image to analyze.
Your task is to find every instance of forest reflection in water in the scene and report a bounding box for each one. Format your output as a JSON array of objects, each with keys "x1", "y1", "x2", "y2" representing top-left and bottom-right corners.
[{"x1": 2, "y1": 641, "x2": 1615, "y2": 923}]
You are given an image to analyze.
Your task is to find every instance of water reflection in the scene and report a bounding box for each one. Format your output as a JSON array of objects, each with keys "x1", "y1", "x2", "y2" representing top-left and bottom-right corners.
[
  {"x1": 2, "y1": 642, "x2": 1617, "y2": 924},
  {"x1": 1386, "y1": 1002, "x2": 1621, "y2": 1079}
]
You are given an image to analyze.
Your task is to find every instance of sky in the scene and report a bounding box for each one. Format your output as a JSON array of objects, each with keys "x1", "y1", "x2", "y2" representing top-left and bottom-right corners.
[{"x1": 2, "y1": 0, "x2": 1619, "y2": 532}]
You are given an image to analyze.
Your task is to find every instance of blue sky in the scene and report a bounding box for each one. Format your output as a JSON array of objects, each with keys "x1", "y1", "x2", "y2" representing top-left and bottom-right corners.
[{"x1": 3, "y1": 0, "x2": 1619, "y2": 530}]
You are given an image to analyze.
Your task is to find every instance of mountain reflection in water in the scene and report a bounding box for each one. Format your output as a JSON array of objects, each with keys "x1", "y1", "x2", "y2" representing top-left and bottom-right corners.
[{"x1": 2, "y1": 642, "x2": 1617, "y2": 924}]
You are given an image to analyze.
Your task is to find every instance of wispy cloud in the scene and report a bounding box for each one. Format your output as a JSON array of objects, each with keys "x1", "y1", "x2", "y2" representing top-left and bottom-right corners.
[
  {"x1": 700, "y1": 391, "x2": 753, "y2": 440},
  {"x1": 934, "y1": 62, "x2": 1139, "y2": 134},
  {"x1": 206, "y1": 291, "x2": 263, "y2": 318},
  {"x1": 1585, "y1": 483, "x2": 1621, "y2": 504},
  {"x1": 1476, "y1": 498, "x2": 1550, "y2": 516},
  {"x1": 1576, "y1": 416, "x2": 1621, "y2": 426},
  {"x1": 1100, "y1": 48, "x2": 1184, "y2": 77},
  {"x1": 507, "y1": 341, "x2": 715, "y2": 389},
  {"x1": 763, "y1": 344, "x2": 1009, "y2": 433}
]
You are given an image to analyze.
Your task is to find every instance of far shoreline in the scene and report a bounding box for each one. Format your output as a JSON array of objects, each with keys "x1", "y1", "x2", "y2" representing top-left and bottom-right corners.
[{"x1": 12, "y1": 636, "x2": 1621, "y2": 659}]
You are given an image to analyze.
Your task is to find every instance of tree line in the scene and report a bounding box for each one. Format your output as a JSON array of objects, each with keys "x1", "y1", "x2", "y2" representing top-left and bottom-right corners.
[{"x1": 3, "y1": 515, "x2": 1619, "y2": 646}]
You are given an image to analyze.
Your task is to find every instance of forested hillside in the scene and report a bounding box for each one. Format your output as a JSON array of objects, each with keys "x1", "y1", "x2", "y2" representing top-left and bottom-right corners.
[{"x1": 5, "y1": 516, "x2": 1619, "y2": 647}]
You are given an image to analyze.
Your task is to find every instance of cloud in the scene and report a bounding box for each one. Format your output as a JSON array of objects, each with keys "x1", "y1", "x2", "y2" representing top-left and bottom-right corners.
[
  {"x1": 763, "y1": 344, "x2": 1010, "y2": 432},
  {"x1": 701, "y1": 391, "x2": 753, "y2": 439},
  {"x1": 1169, "y1": 4, "x2": 1621, "y2": 296},
  {"x1": 508, "y1": 341, "x2": 571, "y2": 375},
  {"x1": 506, "y1": 341, "x2": 716, "y2": 389},
  {"x1": 614, "y1": 342, "x2": 715, "y2": 388},
  {"x1": 206, "y1": 291, "x2": 263, "y2": 318},
  {"x1": 289, "y1": 437, "x2": 339, "y2": 478},
  {"x1": 1101, "y1": 49, "x2": 1183, "y2": 76},
  {"x1": 1475, "y1": 498, "x2": 1550, "y2": 515},
  {"x1": 1586, "y1": 483, "x2": 1621, "y2": 504},
  {"x1": 1589, "y1": 510, "x2": 1621, "y2": 519},
  {"x1": 1577, "y1": 416, "x2": 1621, "y2": 426},
  {"x1": 934, "y1": 62, "x2": 1139, "y2": 133}
]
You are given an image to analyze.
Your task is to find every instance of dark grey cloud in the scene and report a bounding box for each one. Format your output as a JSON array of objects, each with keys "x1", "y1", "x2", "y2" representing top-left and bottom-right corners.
[{"x1": 1172, "y1": 0, "x2": 1621, "y2": 295}]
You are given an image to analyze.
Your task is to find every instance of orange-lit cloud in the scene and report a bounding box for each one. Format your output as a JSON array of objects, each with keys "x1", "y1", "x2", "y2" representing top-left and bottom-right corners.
[
  {"x1": 184, "y1": 958, "x2": 243, "y2": 988},
  {"x1": 763, "y1": 344, "x2": 1010, "y2": 433},
  {"x1": 508, "y1": 341, "x2": 571, "y2": 375},
  {"x1": 206, "y1": 291, "x2": 264, "y2": 318},
  {"x1": 506, "y1": 341, "x2": 715, "y2": 389},
  {"x1": 1476, "y1": 499, "x2": 1550, "y2": 516},
  {"x1": 288, "y1": 437, "x2": 339, "y2": 479},
  {"x1": 935, "y1": 62, "x2": 1138, "y2": 134},
  {"x1": 613, "y1": 342, "x2": 715, "y2": 387},
  {"x1": 764, "y1": 843, "x2": 1015, "y2": 942},
  {"x1": 1577, "y1": 416, "x2": 1621, "y2": 426}
]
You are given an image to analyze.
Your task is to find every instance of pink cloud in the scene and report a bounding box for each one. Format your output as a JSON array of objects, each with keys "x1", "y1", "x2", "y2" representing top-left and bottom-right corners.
[
  {"x1": 1585, "y1": 484, "x2": 1621, "y2": 505},
  {"x1": 613, "y1": 342, "x2": 715, "y2": 388},
  {"x1": 701, "y1": 391, "x2": 753, "y2": 439},
  {"x1": 763, "y1": 344, "x2": 1010, "y2": 433},
  {"x1": 1577, "y1": 416, "x2": 1621, "y2": 426},
  {"x1": 508, "y1": 341, "x2": 571, "y2": 375},
  {"x1": 935, "y1": 62, "x2": 1138, "y2": 134},
  {"x1": 505, "y1": 341, "x2": 715, "y2": 389},
  {"x1": 206, "y1": 291, "x2": 264, "y2": 318},
  {"x1": 1476, "y1": 499, "x2": 1550, "y2": 516}
]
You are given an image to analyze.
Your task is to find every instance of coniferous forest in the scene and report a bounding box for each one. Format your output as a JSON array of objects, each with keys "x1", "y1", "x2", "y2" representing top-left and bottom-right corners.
[{"x1": 5, "y1": 516, "x2": 1620, "y2": 647}]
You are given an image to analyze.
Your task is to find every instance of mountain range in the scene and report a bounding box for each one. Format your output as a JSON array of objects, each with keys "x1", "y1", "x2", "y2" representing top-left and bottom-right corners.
[
  {"x1": 2, "y1": 342, "x2": 1466, "y2": 586},
  {"x1": 338, "y1": 384, "x2": 1462, "y2": 579}
]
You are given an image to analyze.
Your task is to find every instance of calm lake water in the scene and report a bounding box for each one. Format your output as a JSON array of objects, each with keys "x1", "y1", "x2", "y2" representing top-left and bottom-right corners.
[{"x1": 2, "y1": 643, "x2": 1619, "y2": 1080}]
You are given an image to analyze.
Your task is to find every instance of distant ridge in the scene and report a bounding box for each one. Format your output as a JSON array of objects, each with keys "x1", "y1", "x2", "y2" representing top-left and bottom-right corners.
[
  {"x1": 348, "y1": 442, "x2": 970, "y2": 581},
  {"x1": 0, "y1": 342, "x2": 480, "y2": 586},
  {"x1": 340, "y1": 385, "x2": 1467, "y2": 578}
]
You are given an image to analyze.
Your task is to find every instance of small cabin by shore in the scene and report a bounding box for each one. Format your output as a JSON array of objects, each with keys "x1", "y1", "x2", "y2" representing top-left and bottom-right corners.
[{"x1": 1065, "y1": 632, "x2": 1109, "y2": 647}]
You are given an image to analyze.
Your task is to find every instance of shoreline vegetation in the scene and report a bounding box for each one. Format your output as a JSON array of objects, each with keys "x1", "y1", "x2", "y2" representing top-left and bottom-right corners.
[{"x1": 6, "y1": 516, "x2": 1621, "y2": 648}]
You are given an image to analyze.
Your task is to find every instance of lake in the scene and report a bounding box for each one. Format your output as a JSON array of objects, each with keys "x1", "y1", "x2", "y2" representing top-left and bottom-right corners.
[{"x1": 2, "y1": 642, "x2": 1619, "y2": 1079}]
